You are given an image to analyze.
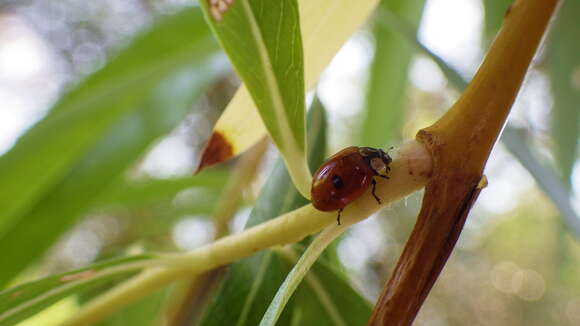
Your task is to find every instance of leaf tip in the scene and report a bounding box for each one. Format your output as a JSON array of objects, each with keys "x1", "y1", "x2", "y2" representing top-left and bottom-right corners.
[{"x1": 196, "y1": 131, "x2": 234, "y2": 173}]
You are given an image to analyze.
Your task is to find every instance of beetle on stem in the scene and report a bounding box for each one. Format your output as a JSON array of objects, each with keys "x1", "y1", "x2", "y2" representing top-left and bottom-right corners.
[{"x1": 311, "y1": 146, "x2": 392, "y2": 224}]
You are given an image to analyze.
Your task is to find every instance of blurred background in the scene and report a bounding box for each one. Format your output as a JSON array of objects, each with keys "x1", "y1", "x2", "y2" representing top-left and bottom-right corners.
[{"x1": 0, "y1": 0, "x2": 579, "y2": 325}]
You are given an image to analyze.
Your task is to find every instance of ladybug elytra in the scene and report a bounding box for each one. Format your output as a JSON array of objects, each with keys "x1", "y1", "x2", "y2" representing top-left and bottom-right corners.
[{"x1": 311, "y1": 146, "x2": 392, "y2": 224}]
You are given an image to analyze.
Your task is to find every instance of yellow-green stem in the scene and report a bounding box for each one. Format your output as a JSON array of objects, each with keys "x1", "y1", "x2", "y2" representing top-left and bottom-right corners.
[{"x1": 61, "y1": 140, "x2": 431, "y2": 326}]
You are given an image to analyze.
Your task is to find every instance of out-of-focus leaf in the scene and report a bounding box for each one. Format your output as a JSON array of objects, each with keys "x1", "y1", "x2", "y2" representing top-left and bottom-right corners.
[
  {"x1": 102, "y1": 190, "x2": 222, "y2": 245},
  {"x1": 502, "y1": 128, "x2": 580, "y2": 238},
  {"x1": 483, "y1": 0, "x2": 580, "y2": 184},
  {"x1": 153, "y1": 192, "x2": 222, "y2": 218},
  {"x1": 546, "y1": 0, "x2": 580, "y2": 184},
  {"x1": 482, "y1": 0, "x2": 512, "y2": 41},
  {"x1": 375, "y1": 6, "x2": 465, "y2": 90},
  {"x1": 379, "y1": 9, "x2": 580, "y2": 238},
  {"x1": 96, "y1": 289, "x2": 167, "y2": 326},
  {"x1": 0, "y1": 255, "x2": 152, "y2": 326},
  {"x1": 360, "y1": 0, "x2": 426, "y2": 148},
  {"x1": 199, "y1": 251, "x2": 294, "y2": 326},
  {"x1": 198, "y1": 0, "x2": 380, "y2": 171},
  {"x1": 0, "y1": 9, "x2": 224, "y2": 287},
  {"x1": 94, "y1": 170, "x2": 228, "y2": 209},
  {"x1": 0, "y1": 8, "x2": 219, "y2": 236},
  {"x1": 199, "y1": 100, "x2": 327, "y2": 326},
  {"x1": 292, "y1": 253, "x2": 372, "y2": 326},
  {"x1": 199, "y1": 0, "x2": 312, "y2": 198}
]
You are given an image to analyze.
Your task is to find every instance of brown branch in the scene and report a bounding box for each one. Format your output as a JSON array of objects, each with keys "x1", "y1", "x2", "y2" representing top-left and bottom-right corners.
[{"x1": 368, "y1": 0, "x2": 560, "y2": 325}]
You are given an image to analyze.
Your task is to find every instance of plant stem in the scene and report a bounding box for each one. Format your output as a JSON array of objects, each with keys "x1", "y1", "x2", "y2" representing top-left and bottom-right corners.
[
  {"x1": 369, "y1": 0, "x2": 560, "y2": 325},
  {"x1": 61, "y1": 140, "x2": 432, "y2": 326}
]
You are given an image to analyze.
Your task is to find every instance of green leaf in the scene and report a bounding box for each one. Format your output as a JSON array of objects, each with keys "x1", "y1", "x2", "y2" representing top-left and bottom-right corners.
[
  {"x1": 95, "y1": 289, "x2": 168, "y2": 326},
  {"x1": 94, "y1": 171, "x2": 228, "y2": 210},
  {"x1": 0, "y1": 8, "x2": 219, "y2": 235},
  {"x1": 360, "y1": 0, "x2": 426, "y2": 147},
  {"x1": 0, "y1": 255, "x2": 152, "y2": 326},
  {"x1": 200, "y1": 251, "x2": 295, "y2": 326},
  {"x1": 375, "y1": 6, "x2": 466, "y2": 91},
  {"x1": 259, "y1": 227, "x2": 346, "y2": 326},
  {"x1": 199, "y1": 0, "x2": 311, "y2": 197},
  {"x1": 546, "y1": 0, "x2": 580, "y2": 185},
  {"x1": 199, "y1": 100, "x2": 327, "y2": 326},
  {"x1": 292, "y1": 252, "x2": 372, "y2": 326},
  {"x1": 501, "y1": 128, "x2": 580, "y2": 238},
  {"x1": 0, "y1": 8, "x2": 223, "y2": 287},
  {"x1": 201, "y1": 0, "x2": 379, "y2": 170},
  {"x1": 97, "y1": 189, "x2": 223, "y2": 245}
]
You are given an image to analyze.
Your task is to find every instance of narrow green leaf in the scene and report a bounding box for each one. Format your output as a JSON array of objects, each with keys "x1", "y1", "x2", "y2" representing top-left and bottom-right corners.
[
  {"x1": 259, "y1": 226, "x2": 346, "y2": 326},
  {"x1": 0, "y1": 255, "x2": 152, "y2": 326},
  {"x1": 199, "y1": 0, "x2": 311, "y2": 197},
  {"x1": 200, "y1": 251, "x2": 295, "y2": 326},
  {"x1": 199, "y1": 100, "x2": 327, "y2": 326},
  {"x1": 202, "y1": 0, "x2": 379, "y2": 169},
  {"x1": 95, "y1": 289, "x2": 168, "y2": 326},
  {"x1": 94, "y1": 171, "x2": 228, "y2": 209},
  {"x1": 0, "y1": 9, "x2": 219, "y2": 236},
  {"x1": 292, "y1": 256, "x2": 372, "y2": 326},
  {"x1": 360, "y1": 0, "x2": 426, "y2": 147},
  {"x1": 375, "y1": 6, "x2": 466, "y2": 90},
  {"x1": 501, "y1": 128, "x2": 580, "y2": 238},
  {"x1": 546, "y1": 0, "x2": 580, "y2": 184},
  {"x1": 97, "y1": 189, "x2": 223, "y2": 245},
  {"x1": 246, "y1": 100, "x2": 328, "y2": 229},
  {"x1": 0, "y1": 9, "x2": 223, "y2": 286},
  {"x1": 149, "y1": 192, "x2": 222, "y2": 218}
]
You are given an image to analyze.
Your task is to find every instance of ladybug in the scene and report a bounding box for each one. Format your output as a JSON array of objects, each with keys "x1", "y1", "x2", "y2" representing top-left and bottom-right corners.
[{"x1": 311, "y1": 146, "x2": 392, "y2": 225}]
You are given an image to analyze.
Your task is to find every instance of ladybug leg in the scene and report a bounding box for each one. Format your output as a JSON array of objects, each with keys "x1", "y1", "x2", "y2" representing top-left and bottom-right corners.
[
  {"x1": 371, "y1": 178, "x2": 382, "y2": 205},
  {"x1": 373, "y1": 168, "x2": 389, "y2": 179},
  {"x1": 381, "y1": 165, "x2": 391, "y2": 178},
  {"x1": 337, "y1": 208, "x2": 343, "y2": 225}
]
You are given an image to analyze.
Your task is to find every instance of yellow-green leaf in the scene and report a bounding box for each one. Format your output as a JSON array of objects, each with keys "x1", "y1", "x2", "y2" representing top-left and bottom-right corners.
[
  {"x1": 199, "y1": 0, "x2": 311, "y2": 197},
  {"x1": 199, "y1": 0, "x2": 380, "y2": 175}
]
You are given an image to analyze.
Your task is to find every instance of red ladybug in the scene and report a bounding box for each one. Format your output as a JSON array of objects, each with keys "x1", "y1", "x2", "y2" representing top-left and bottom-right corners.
[{"x1": 311, "y1": 146, "x2": 392, "y2": 224}]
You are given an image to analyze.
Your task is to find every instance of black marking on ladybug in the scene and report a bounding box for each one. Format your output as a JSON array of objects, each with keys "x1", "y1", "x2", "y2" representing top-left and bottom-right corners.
[
  {"x1": 311, "y1": 146, "x2": 393, "y2": 225},
  {"x1": 332, "y1": 174, "x2": 344, "y2": 189}
]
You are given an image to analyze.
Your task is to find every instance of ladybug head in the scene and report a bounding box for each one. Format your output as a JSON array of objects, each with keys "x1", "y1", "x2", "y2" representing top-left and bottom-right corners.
[{"x1": 359, "y1": 147, "x2": 392, "y2": 176}]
